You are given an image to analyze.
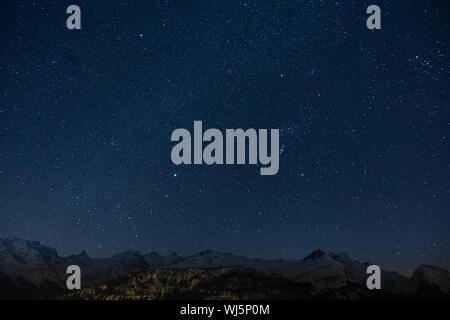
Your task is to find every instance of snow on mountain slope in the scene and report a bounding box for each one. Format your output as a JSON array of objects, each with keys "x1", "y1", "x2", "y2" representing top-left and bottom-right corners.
[
  {"x1": 167, "y1": 248, "x2": 407, "y2": 294},
  {"x1": 0, "y1": 237, "x2": 448, "y2": 298},
  {"x1": 171, "y1": 249, "x2": 252, "y2": 269},
  {"x1": 61, "y1": 250, "x2": 156, "y2": 287},
  {"x1": 144, "y1": 251, "x2": 181, "y2": 268},
  {"x1": 0, "y1": 237, "x2": 413, "y2": 293},
  {"x1": 0, "y1": 237, "x2": 62, "y2": 286}
]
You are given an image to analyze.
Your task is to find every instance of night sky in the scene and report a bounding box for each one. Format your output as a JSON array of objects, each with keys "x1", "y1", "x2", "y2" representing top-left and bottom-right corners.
[{"x1": 0, "y1": 1, "x2": 449, "y2": 275}]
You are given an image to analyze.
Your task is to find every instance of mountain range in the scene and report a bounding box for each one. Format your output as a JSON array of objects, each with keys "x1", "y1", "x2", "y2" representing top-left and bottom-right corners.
[{"x1": 0, "y1": 237, "x2": 449, "y2": 299}]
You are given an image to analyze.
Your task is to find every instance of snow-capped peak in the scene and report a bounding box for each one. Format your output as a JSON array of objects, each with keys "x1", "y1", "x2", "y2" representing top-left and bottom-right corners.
[{"x1": 302, "y1": 249, "x2": 326, "y2": 262}]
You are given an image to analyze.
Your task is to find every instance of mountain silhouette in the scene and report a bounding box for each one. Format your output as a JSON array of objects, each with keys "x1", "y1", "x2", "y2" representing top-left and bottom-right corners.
[{"x1": 0, "y1": 237, "x2": 448, "y2": 300}]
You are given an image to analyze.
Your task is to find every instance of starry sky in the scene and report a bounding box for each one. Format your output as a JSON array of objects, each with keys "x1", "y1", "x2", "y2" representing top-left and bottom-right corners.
[{"x1": 0, "y1": 1, "x2": 449, "y2": 275}]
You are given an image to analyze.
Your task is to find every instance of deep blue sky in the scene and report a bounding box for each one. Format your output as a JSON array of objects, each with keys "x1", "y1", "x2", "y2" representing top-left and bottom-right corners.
[{"x1": 0, "y1": 0, "x2": 449, "y2": 275}]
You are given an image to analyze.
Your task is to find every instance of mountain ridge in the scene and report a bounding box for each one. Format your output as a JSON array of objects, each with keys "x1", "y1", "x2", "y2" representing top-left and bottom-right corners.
[{"x1": 1, "y1": 237, "x2": 449, "y2": 299}]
